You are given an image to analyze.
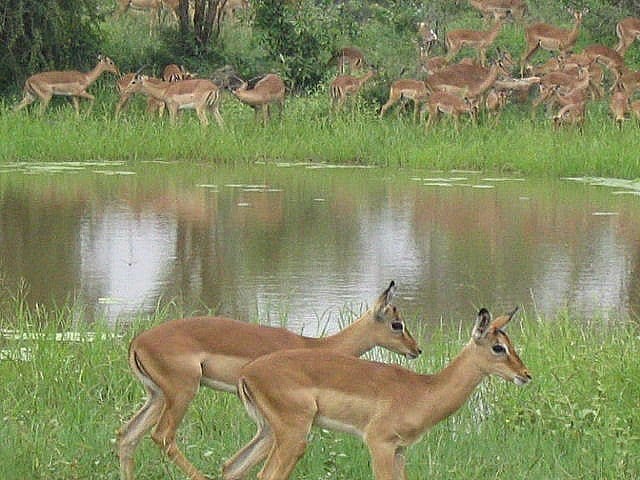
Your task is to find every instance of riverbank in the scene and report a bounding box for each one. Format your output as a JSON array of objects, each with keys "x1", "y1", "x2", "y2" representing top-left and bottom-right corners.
[
  {"x1": 3, "y1": 95, "x2": 640, "y2": 178},
  {"x1": 1, "y1": 304, "x2": 638, "y2": 479}
]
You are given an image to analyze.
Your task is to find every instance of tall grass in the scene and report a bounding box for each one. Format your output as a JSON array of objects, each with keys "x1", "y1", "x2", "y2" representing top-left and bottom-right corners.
[
  {"x1": 3, "y1": 93, "x2": 640, "y2": 178},
  {"x1": 1, "y1": 302, "x2": 638, "y2": 479}
]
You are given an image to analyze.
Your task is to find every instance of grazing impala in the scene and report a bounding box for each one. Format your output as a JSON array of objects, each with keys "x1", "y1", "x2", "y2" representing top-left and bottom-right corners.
[
  {"x1": 330, "y1": 69, "x2": 376, "y2": 111},
  {"x1": 229, "y1": 73, "x2": 286, "y2": 125},
  {"x1": 224, "y1": 307, "x2": 530, "y2": 480},
  {"x1": 610, "y1": 88, "x2": 630, "y2": 128},
  {"x1": 521, "y1": 10, "x2": 584, "y2": 76},
  {"x1": 379, "y1": 78, "x2": 428, "y2": 122},
  {"x1": 122, "y1": 75, "x2": 223, "y2": 126},
  {"x1": 328, "y1": 46, "x2": 366, "y2": 74},
  {"x1": 115, "y1": 0, "x2": 179, "y2": 28},
  {"x1": 118, "y1": 281, "x2": 421, "y2": 480},
  {"x1": 445, "y1": 20, "x2": 504, "y2": 66},
  {"x1": 468, "y1": 0, "x2": 527, "y2": 22},
  {"x1": 615, "y1": 17, "x2": 640, "y2": 55},
  {"x1": 14, "y1": 55, "x2": 120, "y2": 115}
]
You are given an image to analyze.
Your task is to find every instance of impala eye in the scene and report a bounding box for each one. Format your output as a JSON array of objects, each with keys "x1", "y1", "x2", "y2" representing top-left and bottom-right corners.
[
  {"x1": 492, "y1": 344, "x2": 506, "y2": 355},
  {"x1": 391, "y1": 322, "x2": 404, "y2": 332}
]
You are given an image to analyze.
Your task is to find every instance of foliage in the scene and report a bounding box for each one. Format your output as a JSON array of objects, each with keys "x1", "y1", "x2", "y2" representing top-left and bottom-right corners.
[{"x1": 0, "y1": 0, "x2": 104, "y2": 92}]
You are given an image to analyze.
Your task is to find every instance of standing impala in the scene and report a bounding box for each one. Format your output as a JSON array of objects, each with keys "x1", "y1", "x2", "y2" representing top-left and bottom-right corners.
[
  {"x1": 379, "y1": 78, "x2": 428, "y2": 122},
  {"x1": 615, "y1": 17, "x2": 640, "y2": 56},
  {"x1": 14, "y1": 55, "x2": 120, "y2": 115},
  {"x1": 118, "y1": 281, "x2": 421, "y2": 480},
  {"x1": 224, "y1": 307, "x2": 531, "y2": 480},
  {"x1": 521, "y1": 10, "x2": 584, "y2": 76},
  {"x1": 330, "y1": 69, "x2": 377, "y2": 111},
  {"x1": 445, "y1": 19, "x2": 504, "y2": 66},
  {"x1": 122, "y1": 75, "x2": 224, "y2": 126},
  {"x1": 468, "y1": 0, "x2": 527, "y2": 22}
]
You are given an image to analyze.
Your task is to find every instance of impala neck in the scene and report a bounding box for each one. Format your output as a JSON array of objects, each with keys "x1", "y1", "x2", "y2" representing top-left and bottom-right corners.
[
  {"x1": 569, "y1": 17, "x2": 582, "y2": 42},
  {"x1": 308, "y1": 312, "x2": 377, "y2": 356},
  {"x1": 419, "y1": 341, "x2": 486, "y2": 424},
  {"x1": 86, "y1": 63, "x2": 108, "y2": 87},
  {"x1": 140, "y1": 79, "x2": 170, "y2": 100}
]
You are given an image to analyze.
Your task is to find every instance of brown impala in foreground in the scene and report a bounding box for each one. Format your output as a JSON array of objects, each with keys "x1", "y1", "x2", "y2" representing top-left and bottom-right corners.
[
  {"x1": 224, "y1": 307, "x2": 531, "y2": 480},
  {"x1": 118, "y1": 281, "x2": 421, "y2": 480},
  {"x1": 14, "y1": 55, "x2": 120, "y2": 115}
]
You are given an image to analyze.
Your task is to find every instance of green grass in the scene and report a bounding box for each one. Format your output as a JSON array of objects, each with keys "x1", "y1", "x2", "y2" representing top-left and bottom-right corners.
[
  {"x1": 3, "y1": 93, "x2": 640, "y2": 178},
  {"x1": 1, "y1": 302, "x2": 638, "y2": 479}
]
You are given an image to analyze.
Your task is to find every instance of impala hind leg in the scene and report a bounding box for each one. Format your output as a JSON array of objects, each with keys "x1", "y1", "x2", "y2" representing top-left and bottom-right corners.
[
  {"x1": 258, "y1": 430, "x2": 310, "y2": 480},
  {"x1": 222, "y1": 428, "x2": 274, "y2": 479},
  {"x1": 118, "y1": 387, "x2": 164, "y2": 480}
]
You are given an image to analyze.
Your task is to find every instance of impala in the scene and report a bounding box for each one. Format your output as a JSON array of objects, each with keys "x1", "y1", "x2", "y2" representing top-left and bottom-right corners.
[
  {"x1": 115, "y1": 73, "x2": 164, "y2": 117},
  {"x1": 121, "y1": 75, "x2": 223, "y2": 126},
  {"x1": 425, "y1": 59, "x2": 504, "y2": 99},
  {"x1": 582, "y1": 44, "x2": 626, "y2": 86},
  {"x1": 224, "y1": 307, "x2": 530, "y2": 480},
  {"x1": 229, "y1": 73, "x2": 286, "y2": 125},
  {"x1": 417, "y1": 22, "x2": 439, "y2": 58},
  {"x1": 423, "y1": 91, "x2": 479, "y2": 131},
  {"x1": 328, "y1": 46, "x2": 366, "y2": 74},
  {"x1": 532, "y1": 66, "x2": 590, "y2": 116},
  {"x1": 330, "y1": 69, "x2": 376, "y2": 111},
  {"x1": 610, "y1": 88, "x2": 630, "y2": 128},
  {"x1": 552, "y1": 86, "x2": 588, "y2": 130},
  {"x1": 14, "y1": 55, "x2": 120, "y2": 115},
  {"x1": 379, "y1": 78, "x2": 428, "y2": 122},
  {"x1": 118, "y1": 281, "x2": 422, "y2": 480},
  {"x1": 445, "y1": 19, "x2": 504, "y2": 66},
  {"x1": 115, "y1": 0, "x2": 179, "y2": 28},
  {"x1": 521, "y1": 10, "x2": 584, "y2": 76},
  {"x1": 468, "y1": 0, "x2": 527, "y2": 22},
  {"x1": 615, "y1": 17, "x2": 640, "y2": 55},
  {"x1": 616, "y1": 69, "x2": 640, "y2": 95},
  {"x1": 116, "y1": 66, "x2": 192, "y2": 117},
  {"x1": 162, "y1": 64, "x2": 197, "y2": 82}
]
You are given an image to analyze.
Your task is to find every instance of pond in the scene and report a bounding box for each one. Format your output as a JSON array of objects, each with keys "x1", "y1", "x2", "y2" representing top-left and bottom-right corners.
[{"x1": 0, "y1": 160, "x2": 639, "y2": 330}]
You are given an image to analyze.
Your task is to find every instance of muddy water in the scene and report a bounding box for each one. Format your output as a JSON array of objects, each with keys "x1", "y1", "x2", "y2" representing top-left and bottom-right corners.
[{"x1": 0, "y1": 161, "x2": 638, "y2": 330}]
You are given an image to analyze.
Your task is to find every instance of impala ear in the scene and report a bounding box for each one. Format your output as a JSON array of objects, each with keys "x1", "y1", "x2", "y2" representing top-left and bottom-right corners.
[
  {"x1": 472, "y1": 308, "x2": 492, "y2": 340},
  {"x1": 491, "y1": 306, "x2": 519, "y2": 331},
  {"x1": 373, "y1": 281, "x2": 396, "y2": 319}
]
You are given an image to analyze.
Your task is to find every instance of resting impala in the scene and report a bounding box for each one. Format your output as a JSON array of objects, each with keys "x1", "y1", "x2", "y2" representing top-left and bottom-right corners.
[
  {"x1": 118, "y1": 281, "x2": 421, "y2": 480},
  {"x1": 521, "y1": 10, "x2": 584, "y2": 76},
  {"x1": 379, "y1": 78, "x2": 428, "y2": 122},
  {"x1": 330, "y1": 69, "x2": 376, "y2": 111},
  {"x1": 122, "y1": 75, "x2": 224, "y2": 126},
  {"x1": 445, "y1": 20, "x2": 504, "y2": 66},
  {"x1": 224, "y1": 307, "x2": 531, "y2": 480},
  {"x1": 229, "y1": 73, "x2": 286, "y2": 125},
  {"x1": 14, "y1": 55, "x2": 120, "y2": 115},
  {"x1": 615, "y1": 17, "x2": 640, "y2": 55}
]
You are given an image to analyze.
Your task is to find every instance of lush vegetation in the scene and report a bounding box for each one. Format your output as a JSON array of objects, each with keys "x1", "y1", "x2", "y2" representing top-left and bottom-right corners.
[{"x1": 0, "y1": 298, "x2": 638, "y2": 479}]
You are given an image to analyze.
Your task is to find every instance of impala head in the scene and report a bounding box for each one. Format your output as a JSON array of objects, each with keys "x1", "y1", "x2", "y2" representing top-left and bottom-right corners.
[
  {"x1": 471, "y1": 307, "x2": 531, "y2": 386},
  {"x1": 97, "y1": 54, "x2": 120, "y2": 76},
  {"x1": 417, "y1": 22, "x2": 438, "y2": 44},
  {"x1": 370, "y1": 281, "x2": 422, "y2": 359}
]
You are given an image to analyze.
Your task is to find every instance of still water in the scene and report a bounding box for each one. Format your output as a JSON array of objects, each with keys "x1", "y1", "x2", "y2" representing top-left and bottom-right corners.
[{"x1": 1, "y1": 161, "x2": 639, "y2": 330}]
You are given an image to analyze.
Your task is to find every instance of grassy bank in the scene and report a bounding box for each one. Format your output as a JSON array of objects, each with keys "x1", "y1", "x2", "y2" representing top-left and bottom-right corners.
[
  {"x1": 0, "y1": 304, "x2": 638, "y2": 479},
  {"x1": 3, "y1": 93, "x2": 640, "y2": 178}
]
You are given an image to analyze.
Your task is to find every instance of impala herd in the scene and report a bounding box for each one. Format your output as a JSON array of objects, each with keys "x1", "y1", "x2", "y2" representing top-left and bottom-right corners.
[
  {"x1": 118, "y1": 281, "x2": 530, "y2": 480},
  {"x1": 13, "y1": 5, "x2": 640, "y2": 131}
]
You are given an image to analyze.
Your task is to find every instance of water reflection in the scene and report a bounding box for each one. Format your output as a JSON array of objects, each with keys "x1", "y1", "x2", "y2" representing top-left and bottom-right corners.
[{"x1": 0, "y1": 162, "x2": 639, "y2": 330}]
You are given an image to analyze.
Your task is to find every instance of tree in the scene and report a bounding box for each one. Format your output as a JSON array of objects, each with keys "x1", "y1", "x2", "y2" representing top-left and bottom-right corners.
[{"x1": 0, "y1": 0, "x2": 103, "y2": 93}]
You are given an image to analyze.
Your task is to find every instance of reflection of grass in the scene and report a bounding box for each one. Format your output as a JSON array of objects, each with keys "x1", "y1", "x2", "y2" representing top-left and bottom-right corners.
[
  {"x1": 3, "y1": 96, "x2": 640, "y2": 178},
  {"x1": 0, "y1": 304, "x2": 638, "y2": 479}
]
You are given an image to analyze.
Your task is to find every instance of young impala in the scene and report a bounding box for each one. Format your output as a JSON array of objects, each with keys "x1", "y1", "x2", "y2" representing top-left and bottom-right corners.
[
  {"x1": 224, "y1": 307, "x2": 530, "y2": 480},
  {"x1": 118, "y1": 281, "x2": 421, "y2": 480}
]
